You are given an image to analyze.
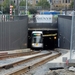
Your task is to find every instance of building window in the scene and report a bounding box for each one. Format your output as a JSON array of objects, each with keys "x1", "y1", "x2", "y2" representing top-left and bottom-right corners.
[
  {"x1": 30, "y1": 0, "x2": 33, "y2": 4},
  {"x1": 36, "y1": 1, "x2": 38, "y2": 4},
  {"x1": 56, "y1": 5, "x2": 58, "y2": 7},
  {"x1": 54, "y1": 0, "x2": 55, "y2": 3},
  {"x1": 63, "y1": 0, "x2": 64, "y2": 3},
  {"x1": 66, "y1": 0, "x2": 67, "y2": 3},
  {"x1": 14, "y1": 0, "x2": 15, "y2": 3},
  {"x1": 68, "y1": 0, "x2": 70, "y2": 3}
]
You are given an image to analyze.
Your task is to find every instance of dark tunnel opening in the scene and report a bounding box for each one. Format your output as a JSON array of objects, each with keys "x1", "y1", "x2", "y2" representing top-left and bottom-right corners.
[{"x1": 27, "y1": 30, "x2": 58, "y2": 50}]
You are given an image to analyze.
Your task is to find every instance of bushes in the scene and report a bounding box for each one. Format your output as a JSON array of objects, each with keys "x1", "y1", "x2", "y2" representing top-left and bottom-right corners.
[{"x1": 29, "y1": 8, "x2": 37, "y2": 14}]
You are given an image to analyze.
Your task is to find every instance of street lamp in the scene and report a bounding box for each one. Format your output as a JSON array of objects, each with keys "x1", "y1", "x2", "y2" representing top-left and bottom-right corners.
[
  {"x1": 17, "y1": 0, "x2": 19, "y2": 15},
  {"x1": 49, "y1": 0, "x2": 50, "y2": 10},
  {"x1": 26, "y1": 0, "x2": 27, "y2": 15},
  {"x1": 65, "y1": 5, "x2": 67, "y2": 15},
  {"x1": 70, "y1": 0, "x2": 75, "y2": 62},
  {"x1": 74, "y1": 0, "x2": 75, "y2": 11},
  {"x1": 1, "y1": 0, "x2": 3, "y2": 14},
  {"x1": 49, "y1": 0, "x2": 52, "y2": 10}
]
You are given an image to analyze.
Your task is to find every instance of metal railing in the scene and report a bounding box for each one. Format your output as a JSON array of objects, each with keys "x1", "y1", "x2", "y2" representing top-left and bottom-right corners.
[{"x1": 0, "y1": 14, "x2": 27, "y2": 22}]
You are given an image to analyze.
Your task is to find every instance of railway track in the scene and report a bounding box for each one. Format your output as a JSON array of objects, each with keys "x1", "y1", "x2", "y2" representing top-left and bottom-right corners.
[
  {"x1": 0, "y1": 51, "x2": 40, "y2": 60},
  {"x1": 0, "y1": 52, "x2": 52, "y2": 69},
  {"x1": 0, "y1": 51, "x2": 61, "y2": 75}
]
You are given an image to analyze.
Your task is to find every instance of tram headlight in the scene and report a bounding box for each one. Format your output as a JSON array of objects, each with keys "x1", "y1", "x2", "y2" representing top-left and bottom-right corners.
[{"x1": 32, "y1": 43, "x2": 35, "y2": 46}]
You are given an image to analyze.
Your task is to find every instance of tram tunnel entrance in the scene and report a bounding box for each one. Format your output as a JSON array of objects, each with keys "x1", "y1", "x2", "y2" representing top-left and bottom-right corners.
[
  {"x1": 27, "y1": 30, "x2": 58, "y2": 50},
  {"x1": 43, "y1": 30, "x2": 58, "y2": 50}
]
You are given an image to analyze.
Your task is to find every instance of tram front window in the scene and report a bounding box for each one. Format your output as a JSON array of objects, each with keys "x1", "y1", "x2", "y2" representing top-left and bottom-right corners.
[{"x1": 32, "y1": 34, "x2": 42, "y2": 43}]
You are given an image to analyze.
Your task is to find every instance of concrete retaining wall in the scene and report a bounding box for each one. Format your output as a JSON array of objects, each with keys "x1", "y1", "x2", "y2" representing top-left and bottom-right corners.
[
  {"x1": 28, "y1": 23, "x2": 58, "y2": 29},
  {"x1": 58, "y1": 15, "x2": 75, "y2": 49},
  {"x1": 0, "y1": 16, "x2": 28, "y2": 51}
]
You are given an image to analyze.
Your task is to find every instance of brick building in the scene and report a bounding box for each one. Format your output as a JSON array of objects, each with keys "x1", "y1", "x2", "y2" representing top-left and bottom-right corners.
[{"x1": 52, "y1": 0, "x2": 72, "y2": 10}]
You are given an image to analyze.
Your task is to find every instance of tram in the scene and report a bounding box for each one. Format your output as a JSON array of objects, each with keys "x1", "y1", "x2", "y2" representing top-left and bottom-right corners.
[{"x1": 31, "y1": 31, "x2": 43, "y2": 49}]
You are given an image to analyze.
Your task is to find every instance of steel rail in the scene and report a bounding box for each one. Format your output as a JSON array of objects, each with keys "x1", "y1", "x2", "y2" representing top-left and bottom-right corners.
[
  {"x1": 0, "y1": 51, "x2": 34, "y2": 56},
  {"x1": 0, "y1": 51, "x2": 40, "y2": 60},
  {"x1": 0, "y1": 52, "x2": 52, "y2": 69},
  {"x1": 5, "y1": 52, "x2": 61, "y2": 75}
]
